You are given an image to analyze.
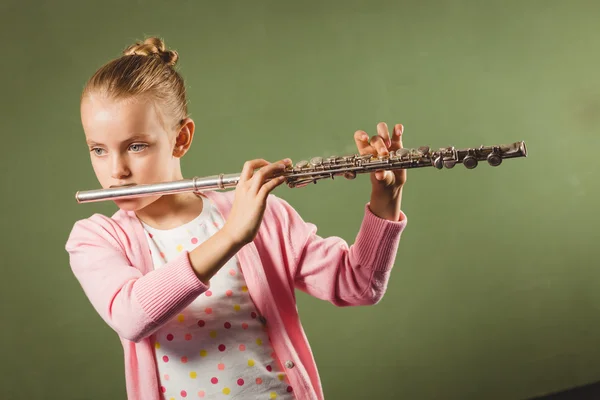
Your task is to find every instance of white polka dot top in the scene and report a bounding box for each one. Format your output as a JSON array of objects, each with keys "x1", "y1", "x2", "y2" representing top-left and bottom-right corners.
[{"x1": 142, "y1": 195, "x2": 295, "y2": 399}]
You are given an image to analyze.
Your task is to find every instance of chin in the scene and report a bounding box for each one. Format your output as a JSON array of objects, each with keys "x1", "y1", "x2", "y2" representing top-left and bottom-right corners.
[{"x1": 113, "y1": 196, "x2": 158, "y2": 212}]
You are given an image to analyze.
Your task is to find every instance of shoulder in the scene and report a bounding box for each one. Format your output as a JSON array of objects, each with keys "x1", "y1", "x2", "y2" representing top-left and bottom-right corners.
[{"x1": 65, "y1": 209, "x2": 135, "y2": 252}]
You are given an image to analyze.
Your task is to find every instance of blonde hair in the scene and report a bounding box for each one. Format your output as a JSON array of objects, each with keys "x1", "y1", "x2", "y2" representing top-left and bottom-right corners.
[{"x1": 81, "y1": 37, "x2": 188, "y2": 130}]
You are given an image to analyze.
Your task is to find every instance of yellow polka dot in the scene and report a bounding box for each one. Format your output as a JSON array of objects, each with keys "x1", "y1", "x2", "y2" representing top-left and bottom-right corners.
[
  {"x1": 177, "y1": 314, "x2": 185, "y2": 322},
  {"x1": 234, "y1": 304, "x2": 241, "y2": 311},
  {"x1": 190, "y1": 371, "x2": 197, "y2": 379},
  {"x1": 241, "y1": 286, "x2": 248, "y2": 292},
  {"x1": 155, "y1": 342, "x2": 160, "y2": 349},
  {"x1": 200, "y1": 349, "x2": 207, "y2": 357},
  {"x1": 248, "y1": 359, "x2": 255, "y2": 367},
  {"x1": 222, "y1": 387, "x2": 231, "y2": 395},
  {"x1": 278, "y1": 374, "x2": 285, "y2": 381},
  {"x1": 209, "y1": 330, "x2": 217, "y2": 338},
  {"x1": 176, "y1": 244, "x2": 183, "y2": 252},
  {"x1": 256, "y1": 338, "x2": 262, "y2": 346},
  {"x1": 270, "y1": 392, "x2": 277, "y2": 399},
  {"x1": 170, "y1": 398, "x2": 176, "y2": 400}
]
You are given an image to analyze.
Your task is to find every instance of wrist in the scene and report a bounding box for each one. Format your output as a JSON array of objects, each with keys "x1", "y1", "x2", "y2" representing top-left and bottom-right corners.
[{"x1": 369, "y1": 185, "x2": 403, "y2": 221}]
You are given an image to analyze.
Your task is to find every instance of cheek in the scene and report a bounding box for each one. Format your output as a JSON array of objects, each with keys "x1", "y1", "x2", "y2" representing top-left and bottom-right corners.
[{"x1": 90, "y1": 158, "x2": 109, "y2": 185}]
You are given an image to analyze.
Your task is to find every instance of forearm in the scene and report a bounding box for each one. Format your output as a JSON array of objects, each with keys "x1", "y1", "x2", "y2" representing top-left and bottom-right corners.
[{"x1": 188, "y1": 228, "x2": 243, "y2": 284}]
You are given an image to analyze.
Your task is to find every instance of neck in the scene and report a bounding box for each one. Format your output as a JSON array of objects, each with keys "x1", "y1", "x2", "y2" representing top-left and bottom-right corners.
[{"x1": 134, "y1": 191, "x2": 204, "y2": 230}]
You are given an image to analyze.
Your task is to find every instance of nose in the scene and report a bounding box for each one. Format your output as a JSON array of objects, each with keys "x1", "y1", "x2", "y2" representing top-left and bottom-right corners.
[{"x1": 110, "y1": 154, "x2": 131, "y2": 180}]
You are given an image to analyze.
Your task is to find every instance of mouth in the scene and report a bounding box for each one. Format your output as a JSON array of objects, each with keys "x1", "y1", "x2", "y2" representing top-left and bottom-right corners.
[{"x1": 109, "y1": 183, "x2": 137, "y2": 188}]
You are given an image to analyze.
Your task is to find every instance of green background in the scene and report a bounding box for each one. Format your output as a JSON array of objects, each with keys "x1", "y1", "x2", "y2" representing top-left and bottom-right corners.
[{"x1": 1, "y1": 1, "x2": 599, "y2": 399}]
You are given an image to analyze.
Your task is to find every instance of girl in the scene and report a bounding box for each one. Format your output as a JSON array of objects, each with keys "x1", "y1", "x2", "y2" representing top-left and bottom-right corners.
[{"x1": 66, "y1": 37, "x2": 408, "y2": 400}]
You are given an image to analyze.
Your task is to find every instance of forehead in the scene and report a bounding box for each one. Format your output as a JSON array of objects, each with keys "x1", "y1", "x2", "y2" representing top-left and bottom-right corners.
[{"x1": 81, "y1": 94, "x2": 167, "y2": 142}]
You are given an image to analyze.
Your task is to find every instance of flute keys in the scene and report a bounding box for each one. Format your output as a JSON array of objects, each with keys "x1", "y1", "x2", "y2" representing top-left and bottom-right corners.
[
  {"x1": 417, "y1": 146, "x2": 430, "y2": 156},
  {"x1": 487, "y1": 153, "x2": 502, "y2": 166},
  {"x1": 463, "y1": 155, "x2": 478, "y2": 169},
  {"x1": 295, "y1": 160, "x2": 309, "y2": 169},
  {"x1": 444, "y1": 160, "x2": 456, "y2": 169},
  {"x1": 433, "y1": 156, "x2": 443, "y2": 169},
  {"x1": 310, "y1": 157, "x2": 323, "y2": 166},
  {"x1": 395, "y1": 148, "x2": 410, "y2": 159}
]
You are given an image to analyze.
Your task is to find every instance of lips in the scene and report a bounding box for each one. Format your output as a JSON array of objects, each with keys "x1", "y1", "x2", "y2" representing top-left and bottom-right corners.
[{"x1": 110, "y1": 183, "x2": 137, "y2": 188}]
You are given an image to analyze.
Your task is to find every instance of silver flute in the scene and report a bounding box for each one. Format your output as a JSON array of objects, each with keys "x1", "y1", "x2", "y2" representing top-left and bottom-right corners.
[{"x1": 75, "y1": 141, "x2": 527, "y2": 203}]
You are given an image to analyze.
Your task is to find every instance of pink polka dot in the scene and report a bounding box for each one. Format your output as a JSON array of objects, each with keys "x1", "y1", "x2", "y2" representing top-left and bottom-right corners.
[
  {"x1": 160, "y1": 252, "x2": 165, "y2": 259},
  {"x1": 164, "y1": 374, "x2": 170, "y2": 381},
  {"x1": 211, "y1": 377, "x2": 218, "y2": 384},
  {"x1": 239, "y1": 344, "x2": 246, "y2": 351},
  {"x1": 162, "y1": 356, "x2": 169, "y2": 362},
  {"x1": 191, "y1": 237, "x2": 198, "y2": 244},
  {"x1": 198, "y1": 390, "x2": 205, "y2": 398},
  {"x1": 242, "y1": 323, "x2": 249, "y2": 329},
  {"x1": 256, "y1": 378, "x2": 263, "y2": 384},
  {"x1": 224, "y1": 322, "x2": 231, "y2": 329},
  {"x1": 218, "y1": 363, "x2": 225, "y2": 370},
  {"x1": 160, "y1": 386, "x2": 166, "y2": 393},
  {"x1": 149, "y1": 249, "x2": 152, "y2": 255},
  {"x1": 149, "y1": 233, "x2": 153, "y2": 238},
  {"x1": 205, "y1": 308, "x2": 213, "y2": 314},
  {"x1": 237, "y1": 378, "x2": 245, "y2": 386},
  {"x1": 287, "y1": 386, "x2": 293, "y2": 392},
  {"x1": 181, "y1": 390, "x2": 187, "y2": 397},
  {"x1": 213, "y1": 222, "x2": 219, "y2": 227},
  {"x1": 185, "y1": 333, "x2": 192, "y2": 341},
  {"x1": 229, "y1": 269, "x2": 236, "y2": 276},
  {"x1": 181, "y1": 356, "x2": 188, "y2": 363},
  {"x1": 266, "y1": 365, "x2": 272, "y2": 372},
  {"x1": 205, "y1": 290, "x2": 212, "y2": 297},
  {"x1": 218, "y1": 344, "x2": 226, "y2": 351},
  {"x1": 226, "y1": 290, "x2": 233, "y2": 297},
  {"x1": 166, "y1": 334, "x2": 174, "y2": 341},
  {"x1": 197, "y1": 320, "x2": 205, "y2": 327},
  {"x1": 251, "y1": 312, "x2": 257, "y2": 318}
]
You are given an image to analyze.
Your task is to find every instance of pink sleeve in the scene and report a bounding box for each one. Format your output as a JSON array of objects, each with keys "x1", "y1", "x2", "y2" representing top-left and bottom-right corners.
[
  {"x1": 65, "y1": 216, "x2": 209, "y2": 342},
  {"x1": 274, "y1": 197, "x2": 407, "y2": 306}
]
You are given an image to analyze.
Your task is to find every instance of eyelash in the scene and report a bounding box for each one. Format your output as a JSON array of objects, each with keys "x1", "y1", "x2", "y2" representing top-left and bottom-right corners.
[{"x1": 91, "y1": 143, "x2": 148, "y2": 156}]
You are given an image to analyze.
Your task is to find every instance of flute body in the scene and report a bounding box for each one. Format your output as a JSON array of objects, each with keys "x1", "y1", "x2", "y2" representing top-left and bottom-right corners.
[{"x1": 75, "y1": 141, "x2": 527, "y2": 203}]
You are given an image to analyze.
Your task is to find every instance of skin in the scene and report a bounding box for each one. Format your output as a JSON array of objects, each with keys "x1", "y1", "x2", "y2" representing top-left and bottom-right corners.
[{"x1": 80, "y1": 93, "x2": 405, "y2": 283}]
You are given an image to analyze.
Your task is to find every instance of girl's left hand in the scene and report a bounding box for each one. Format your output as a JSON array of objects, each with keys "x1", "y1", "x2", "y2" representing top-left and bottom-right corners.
[{"x1": 354, "y1": 122, "x2": 406, "y2": 194}]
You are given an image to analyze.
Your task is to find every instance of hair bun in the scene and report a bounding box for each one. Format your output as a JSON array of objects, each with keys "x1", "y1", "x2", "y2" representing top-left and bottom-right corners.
[{"x1": 123, "y1": 37, "x2": 179, "y2": 67}]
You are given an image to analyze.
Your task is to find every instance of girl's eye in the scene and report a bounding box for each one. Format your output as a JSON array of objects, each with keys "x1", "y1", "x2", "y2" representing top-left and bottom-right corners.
[
  {"x1": 129, "y1": 143, "x2": 148, "y2": 152},
  {"x1": 91, "y1": 148, "x2": 105, "y2": 156}
]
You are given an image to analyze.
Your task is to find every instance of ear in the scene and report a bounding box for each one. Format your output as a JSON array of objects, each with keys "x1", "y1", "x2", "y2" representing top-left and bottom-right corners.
[{"x1": 172, "y1": 118, "x2": 195, "y2": 158}]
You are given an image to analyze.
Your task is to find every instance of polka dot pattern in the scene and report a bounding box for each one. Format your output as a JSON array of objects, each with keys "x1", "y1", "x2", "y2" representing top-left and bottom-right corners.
[{"x1": 142, "y1": 195, "x2": 293, "y2": 399}]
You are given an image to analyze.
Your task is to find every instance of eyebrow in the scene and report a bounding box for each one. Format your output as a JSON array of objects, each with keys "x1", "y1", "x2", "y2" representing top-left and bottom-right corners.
[{"x1": 86, "y1": 134, "x2": 152, "y2": 146}]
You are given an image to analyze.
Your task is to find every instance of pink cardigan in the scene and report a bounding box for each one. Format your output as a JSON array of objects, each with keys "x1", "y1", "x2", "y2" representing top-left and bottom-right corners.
[{"x1": 65, "y1": 190, "x2": 407, "y2": 400}]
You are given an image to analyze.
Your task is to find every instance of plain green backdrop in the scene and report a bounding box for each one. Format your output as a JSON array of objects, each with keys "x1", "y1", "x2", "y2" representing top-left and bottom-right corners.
[{"x1": 1, "y1": 1, "x2": 599, "y2": 399}]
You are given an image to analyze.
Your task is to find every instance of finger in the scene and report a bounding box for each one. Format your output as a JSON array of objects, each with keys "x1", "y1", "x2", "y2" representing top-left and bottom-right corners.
[
  {"x1": 251, "y1": 160, "x2": 288, "y2": 192},
  {"x1": 368, "y1": 136, "x2": 390, "y2": 181},
  {"x1": 259, "y1": 175, "x2": 287, "y2": 197},
  {"x1": 376, "y1": 122, "x2": 391, "y2": 148},
  {"x1": 390, "y1": 124, "x2": 404, "y2": 152},
  {"x1": 354, "y1": 130, "x2": 372, "y2": 154},
  {"x1": 369, "y1": 135, "x2": 389, "y2": 156},
  {"x1": 240, "y1": 159, "x2": 269, "y2": 182}
]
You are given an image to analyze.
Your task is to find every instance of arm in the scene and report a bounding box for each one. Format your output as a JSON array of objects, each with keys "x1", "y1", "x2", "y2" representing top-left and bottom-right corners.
[
  {"x1": 273, "y1": 197, "x2": 407, "y2": 307},
  {"x1": 65, "y1": 215, "x2": 239, "y2": 342}
]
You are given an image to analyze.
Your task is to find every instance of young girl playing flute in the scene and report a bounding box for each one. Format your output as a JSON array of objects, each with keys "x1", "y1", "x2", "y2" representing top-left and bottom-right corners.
[{"x1": 66, "y1": 37, "x2": 408, "y2": 400}]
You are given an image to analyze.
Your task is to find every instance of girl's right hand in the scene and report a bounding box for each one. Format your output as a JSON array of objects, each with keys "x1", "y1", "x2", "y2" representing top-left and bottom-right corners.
[{"x1": 222, "y1": 158, "x2": 292, "y2": 247}]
